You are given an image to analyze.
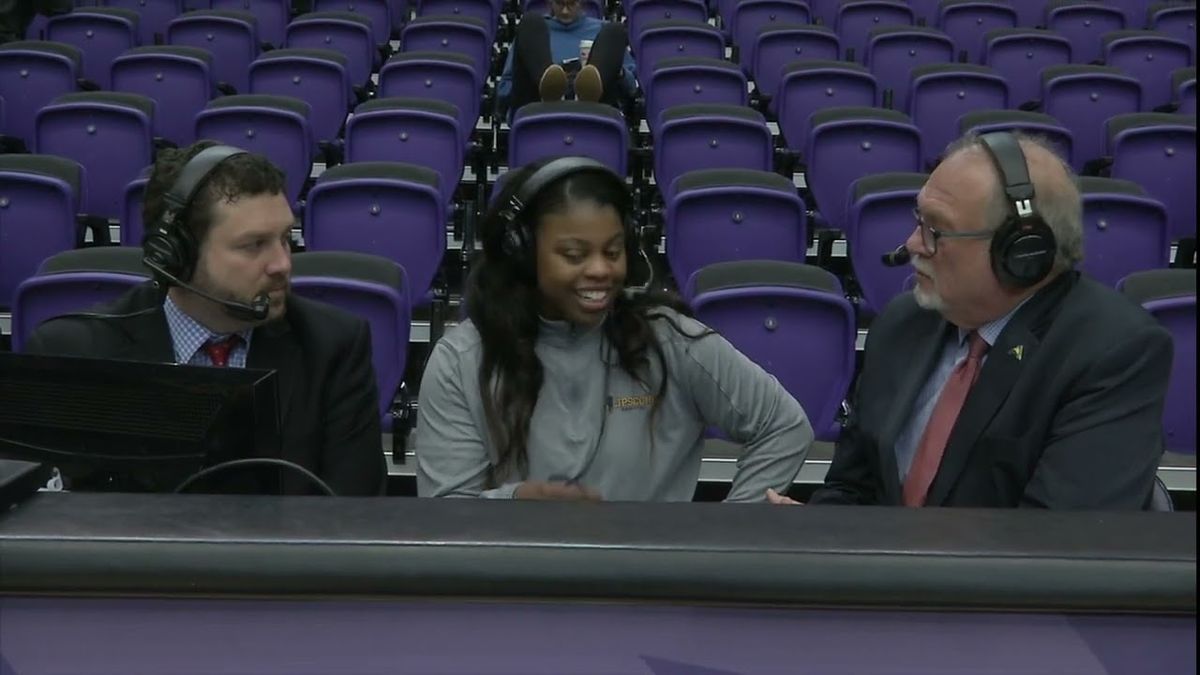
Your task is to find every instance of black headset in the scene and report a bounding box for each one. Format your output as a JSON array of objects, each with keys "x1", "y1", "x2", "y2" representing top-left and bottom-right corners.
[
  {"x1": 978, "y1": 132, "x2": 1058, "y2": 289},
  {"x1": 143, "y1": 144, "x2": 248, "y2": 284},
  {"x1": 497, "y1": 156, "x2": 647, "y2": 287}
]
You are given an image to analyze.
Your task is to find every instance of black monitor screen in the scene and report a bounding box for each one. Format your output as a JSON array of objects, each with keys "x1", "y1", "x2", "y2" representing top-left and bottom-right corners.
[{"x1": 0, "y1": 352, "x2": 281, "y2": 493}]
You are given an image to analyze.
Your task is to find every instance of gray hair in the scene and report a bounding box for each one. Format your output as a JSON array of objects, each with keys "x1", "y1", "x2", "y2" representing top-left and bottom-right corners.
[{"x1": 943, "y1": 131, "x2": 1084, "y2": 270}]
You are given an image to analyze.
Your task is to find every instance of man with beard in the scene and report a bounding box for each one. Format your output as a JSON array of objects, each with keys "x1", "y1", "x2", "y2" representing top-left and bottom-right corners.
[
  {"x1": 770, "y1": 131, "x2": 1172, "y2": 510},
  {"x1": 24, "y1": 142, "x2": 385, "y2": 495}
]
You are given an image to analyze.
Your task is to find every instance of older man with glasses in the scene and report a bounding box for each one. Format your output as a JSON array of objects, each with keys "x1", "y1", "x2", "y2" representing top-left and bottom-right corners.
[{"x1": 769, "y1": 130, "x2": 1173, "y2": 510}]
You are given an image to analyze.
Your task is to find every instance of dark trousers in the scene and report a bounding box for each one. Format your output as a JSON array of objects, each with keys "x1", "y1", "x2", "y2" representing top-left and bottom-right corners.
[
  {"x1": 0, "y1": 0, "x2": 69, "y2": 43},
  {"x1": 509, "y1": 15, "x2": 629, "y2": 115}
]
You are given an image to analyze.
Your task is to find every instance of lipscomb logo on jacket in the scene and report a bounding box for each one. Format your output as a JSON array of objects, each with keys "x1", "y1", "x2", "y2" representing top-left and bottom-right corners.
[{"x1": 607, "y1": 394, "x2": 656, "y2": 411}]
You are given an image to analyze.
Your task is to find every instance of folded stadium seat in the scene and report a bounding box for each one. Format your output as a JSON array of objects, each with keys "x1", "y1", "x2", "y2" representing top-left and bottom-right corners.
[
  {"x1": 844, "y1": 171, "x2": 928, "y2": 313},
  {"x1": 1106, "y1": 112, "x2": 1196, "y2": 244},
  {"x1": 835, "y1": 0, "x2": 915, "y2": 63},
  {"x1": 776, "y1": 59, "x2": 878, "y2": 154},
  {"x1": 654, "y1": 103, "x2": 773, "y2": 200},
  {"x1": 956, "y1": 109, "x2": 1074, "y2": 165},
  {"x1": 380, "y1": 51, "x2": 480, "y2": 148},
  {"x1": 635, "y1": 20, "x2": 725, "y2": 86},
  {"x1": 687, "y1": 260, "x2": 856, "y2": 442},
  {"x1": 908, "y1": 63, "x2": 1009, "y2": 169},
  {"x1": 982, "y1": 28, "x2": 1073, "y2": 108},
  {"x1": 249, "y1": 48, "x2": 353, "y2": 151},
  {"x1": 751, "y1": 24, "x2": 841, "y2": 115},
  {"x1": 121, "y1": 166, "x2": 152, "y2": 247},
  {"x1": 314, "y1": 0, "x2": 392, "y2": 46},
  {"x1": 646, "y1": 57, "x2": 747, "y2": 134},
  {"x1": 510, "y1": 101, "x2": 630, "y2": 175},
  {"x1": 0, "y1": 155, "x2": 85, "y2": 311},
  {"x1": 627, "y1": 0, "x2": 708, "y2": 55},
  {"x1": 1039, "y1": 64, "x2": 1141, "y2": 171},
  {"x1": 416, "y1": 0, "x2": 499, "y2": 42},
  {"x1": 46, "y1": 8, "x2": 140, "y2": 89},
  {"x1": 168, "y1": 10, "x2": 260, "y2": 94},
  {"x1": 864, "y1": 25, "x2": 956, "y2": 112},
  {"x1": 211, "y1": 0, "x2": 290, "y2": 48},
  {"x1": 35, "y1": 92, "x2": 155, "y2": 229},
  {"x1": 1118, "y1": 268, "x2": 1196, "y2": 455},
  {"x1": 303, "y1": 162, "x2": 446, "y2": 312},
  {"x1": 194, "y1": 94, "x2": 315, "y2": 206},
  {"x1": 1148, "y1": 3, "x2": 1196, "y2": 55},
  {"x1": 732, "y1": 0, "x2": 812, "y2": 74},
  {"x1": 935, "y1": 0, "x2": 1017, "y2": 63},
  {"x1": 345, "y1": 97, "x2": 465, "y2": 208},
  {"x1": 0, "y1": 41, "x2": 86, "y2": 150},
  {"x1": 104, "y1": 0, "x2": 183, "y2": 46},
  {"x1": 112, "y1": 45, "x2": 215, "y2": 147},
  {"x1": 525, "y1": 0, "x2": 604, "y2": 20},
  {"x1": 291, "y1": 251, "x2": 413, "y2": 448},
  {"x1": 285, "y1": 11, "x2": 376, "y2": 89},
  {"x1": 1176, "y1": 66, "x2": 1197, "y2": 114},
  {"x1": 1075, "y1": 176, "x2": 1170, "y2": 287},
  {"x1": 400, "y1": 16, "x2": 491, "y2": 89},
  {"x1": 10, "y1": 247, "x2": 150, "y2": 352},
  {"x1": 1101, "y1": 30, "x2": 1193, "y2": 111},
  {"x1": 665, "y1": 168, "x2": 808, "y2": 292},
  {"x1": 1044, "y1": 0, "x2": 1126, "y2": 66},
  {"x1": 803, "y1": 106, "x2": 922, "y2": 232}
]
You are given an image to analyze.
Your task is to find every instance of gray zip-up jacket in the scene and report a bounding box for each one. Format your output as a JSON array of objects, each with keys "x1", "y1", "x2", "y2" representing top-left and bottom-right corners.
[{"x1": 415, "y1": 308, "x2": 813, "y2": 501}]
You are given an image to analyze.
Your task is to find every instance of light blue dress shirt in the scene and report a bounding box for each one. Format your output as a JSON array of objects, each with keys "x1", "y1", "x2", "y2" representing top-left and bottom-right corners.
[{"x1": 163, "y1": 295, "x2": 253, "y2": 368}]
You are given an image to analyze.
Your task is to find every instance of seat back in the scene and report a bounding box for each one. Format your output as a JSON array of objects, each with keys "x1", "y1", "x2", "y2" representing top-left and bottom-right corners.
[
  {"x1": 1102, "y1": 30, "x2": 1193, "y2": 110},
  {"x1": 636, "y1": 20, "x2": 725, "y2": 85},
  {"x1": 836, "y1": 0, "x2": 914, "y2": 63},
  {"x1": 400, "y1": 16, "x2": 491, "y2": 85},
  {"x1": 689, "y1": 260, "x2": 856, "y2": 441},
  {"x1": 666, "y1": 169, "x2": 808, "y2": 292},
  {"x1": 0, "y1": 41, "x2": 84, "y2": 147},
  {"x1": 1108, "y1": 113, "x2": 1197, "y2": 242},
  {"x1": 509, "y1": 102, "x2": 630, "y2": 175},
  {"x1": 380, "y1": 51, "x2": 480, "y2": 147},
  {"x1": 1119, "y1": 268, "x2": 1197, "y2": 455},
  {"x1": 0, "y1": 160, "x2": 83, "y2": 310},
  {"x1": 211, "y1": 0, "x2": 289, "y2": 47},
  {"x1": 733, "y1": 0, "x2": 812, "y2": 72},
  {"x1": 628, "y1": 0, "x2": 708, "y2": 53},
  {"x1": 775, "y1": 59, "x2": 877, "y2": 152},
  {"x1": 303, "y1": 162, "x2": 446, "y2": 302},
  {"x1": 909, "y1": 63, "x2": 1009, "y2": 169},
  {"x1": 47, "y1": 8, "x2": 140, "y2": 89},
  {"x1": 865, "y1": 26, "x2": 956, "y2": 112},
  {"x1": 285, "y1": 12, "x2": 376, "y2": 87},
  {"x1": 1045, "y1": 0, "x2": 1125, "y2": 66},
  {"x1": 654, "y1": 104, "x2": 773, "y2": 199},
  {"x1": 1076, "y1": 177, "x2": 1170, "y2": 287},
  {"x1": 34, "y1": 92, "x2": 155, "y2": 220},
  {"x1": 845, "y1": 171, "x2": 927, "y2": 313},
  {"x1": 646, "y1": 57, "x2": 748, "y2": 132},
  {"x1": 751, "y1": 24, "x2": 840, "y2": 107},
  {"x1": 103, "y1": 0, "x2": 184, "y2": 45},
  {"x1": 121, "y1": 169, "x2": 151, "y2": 247},
  {"x1": 345, "y1": 97, "x2": 465, "y2": 205},
  {"x1": 956, "y1": 109, "x2": 1074, "y2": 168},
  {"x1": 249, "y1": 48, "x2": 352, "y2": 145},
  {"x1": 314, "y1": 0, "x2": 393, "y2": 45},
  {"x1": 1041, "y1": 65, "x2": 1141, "y2": 170},
  {"x1": 168, "y1": 10, "x2": 260, "y2": 94},
  {"x1": 417, "y1": 0, "x2": 499, "y2": 41},
  {"x1": 1150, "y1": 3, "x2": 1196, "y2": 56},
  {"x1": 194, "y1": 94, "x2": 314, "y2": 205},
  {"x1": 983, "y1": 28, "x2": 1073, "y2": 108},
  {"x1": 936, "y1": 0, "x2": 1017, "y2": 63},
  {"x1": 804, "y1": 106, "x2": 923, "y2": 232},
  {"x1": 291, "y1": 251, "x2": 413, "y2": 423},
  {"x1": 111, "y1": 45, "x2": 214, "y2": 146},
  {"x1": 12, "y1": 271, "x2": 148, "y2": 350}
]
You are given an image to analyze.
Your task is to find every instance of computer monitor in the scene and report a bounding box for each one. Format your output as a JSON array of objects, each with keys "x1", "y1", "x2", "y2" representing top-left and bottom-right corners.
[{"x1": 0, "y1": 352, "x2": 282, "y2": 494}]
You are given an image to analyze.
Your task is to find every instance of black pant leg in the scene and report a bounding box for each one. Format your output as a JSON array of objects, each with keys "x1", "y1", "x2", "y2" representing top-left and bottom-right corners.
[
  {"x1": 510, "y1": 14, "x2": 554, "y2": 115},
  {"x1": 587, "y1": 21, "x2": 630, "y2": 105}
]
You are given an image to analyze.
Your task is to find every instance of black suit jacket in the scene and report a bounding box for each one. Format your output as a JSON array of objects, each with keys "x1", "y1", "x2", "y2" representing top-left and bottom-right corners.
[
  {"x1": 24, "y1": 283, "x2": 385, "y2": 496},
  {"x1": 810, "y1": 272, "x2": 1173, "y2": 509}
]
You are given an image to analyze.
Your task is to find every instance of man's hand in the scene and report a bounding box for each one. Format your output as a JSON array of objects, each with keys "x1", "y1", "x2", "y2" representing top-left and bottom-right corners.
[
  {"x1": 766, "y1": 488, "x2": 802, "y2": 505},
  {"x1": 515, "y1": 481, "x2": 602, "y2": 501}
]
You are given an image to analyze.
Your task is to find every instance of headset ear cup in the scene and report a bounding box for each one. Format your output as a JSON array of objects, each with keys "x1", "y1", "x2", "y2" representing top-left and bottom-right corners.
[{"x1": 991, "y1": 216, "x2": 1057, "y2": 288}]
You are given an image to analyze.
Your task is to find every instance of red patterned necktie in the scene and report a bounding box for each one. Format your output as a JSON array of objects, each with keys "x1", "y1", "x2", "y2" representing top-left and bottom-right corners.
[
  {"x1": 202, "y1": 335, "x2": 242, "y2": 368},
  {"x1": 903, "y1": 331, "x2": 990, "y2": 507}
]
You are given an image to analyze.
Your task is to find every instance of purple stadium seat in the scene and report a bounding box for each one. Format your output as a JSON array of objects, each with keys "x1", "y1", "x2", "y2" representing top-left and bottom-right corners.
[
  {"x1": 1101, "y1": 29, "x2": 1193, "y2": 111},
  {"x1": 47, "y1": 8, "x2": 141, "y2": 89},
  {"x1": 956, "y1": 109, "x2": 1074, "y2": 167},
  {"x1": 344, "y1": 97, "x2": 465, "y2": 206},
  {"x1": 380, "y1": 51, "x2": 480, "y2": 146},
  {"x1": 0, "y1": 41, "x2": 85, "y2": 149},
  {"x1": 836, "y1": 0, "x2": 914, "y2": 63},
  {"x1": 1045, "y1": 0, "x2": 1125, "y2": 66},
  {"x1": 865, "y1": 25, "x2": 956, "y2": 112},
  {"x1": 249, "y1": 48, "x2": 353, "y2": 147},
  {"x1": 732, "y1": 0, "x2": 812, "y2": 73},
  {"x1": 635, "y1": 20, "x2": 725, "y2": 85},
  {"x1": 1039, "y1": 64, "x2": 1141, "y2": 170},
  {"x1": 628, "y1": 0, "x2": 708, "y2": 53},
  {"x1": 654, "y1": 103, "x2": 773, "y2": 200},
  {"x1": 908, "y1": 63, "x2": 1009, "y2": 169},
  {"x1": 1077, "y1": 176, "x2": 1171, "y2": 288},
  {"x1": 285, "y1": 11, "x2": 376, "y2": 89},
  {"x1": 751, "y1": 24, "x2": 840, "y2": 113},
  {"x1": 935, "y1": 0, "x2": 1016, "y2": 63},
  {"x1": 111, "y1": 45, "x2": 214, "y2": 146},
  {"x1": 845, "y1": 171, "x2": 927, "y2": 313},
  {"x1": 776, "y1": 59, "x2": 878, "y2": 153},
  {"x1": 168, "y1": 9, "x2": 260, "y2": 94},
  {"x1": 510, "y1": 101, "x2": 630, "y2": 175},
  {"x1": 0, "y1": 156, "x2": 85, "y2": 310},
  {"x1": 314, "y1": 0, "x2": 393, "y2": 46},
  {"x1": 1107, "y1": 112, "x2": 1197, "y2": 243},
  {"x1": 102, "y1": 0, "x2": 184, "y2": 45},
  {"x1": 646, "y1": 57, "x2": 748, "y2": 132},
  {"x1": 982, "y1": 27, "x2": 1073, "y2": 108}
]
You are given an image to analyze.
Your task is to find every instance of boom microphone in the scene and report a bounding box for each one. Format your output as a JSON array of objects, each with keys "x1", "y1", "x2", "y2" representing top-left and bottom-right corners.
[
  {"x1": 143, "y1": 258, "x2": 271, "y2": 322},
  {"x1": 881, "y1": 245, "x2": 911, "y2": 267}
]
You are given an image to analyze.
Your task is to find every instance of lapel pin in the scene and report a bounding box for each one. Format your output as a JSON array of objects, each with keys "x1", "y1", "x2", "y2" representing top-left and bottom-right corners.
[{"x1": 1009, "y1": 345, "x2": 1024, "y2": 361}]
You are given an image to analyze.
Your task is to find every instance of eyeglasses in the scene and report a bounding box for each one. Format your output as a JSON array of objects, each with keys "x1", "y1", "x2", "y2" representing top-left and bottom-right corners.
[{"x1": 912, "y1": 208, "x2": 995, "y2": 255}]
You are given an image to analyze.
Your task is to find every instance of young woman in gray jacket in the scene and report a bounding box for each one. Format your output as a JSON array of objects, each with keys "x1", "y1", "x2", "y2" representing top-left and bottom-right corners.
[{"x1": 415, "y1": 157, "x2": 814, "y2": 501}]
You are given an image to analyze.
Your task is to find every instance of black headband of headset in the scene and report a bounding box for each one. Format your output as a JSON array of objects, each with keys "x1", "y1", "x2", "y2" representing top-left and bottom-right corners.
[
  {"x1": 978, "y1": 132, "x2": 1036, "y2": 220},
  {"x1": 506, "y1": 156, "x2": 625, "y2": 221},
  {"x1": 162, "y1": 145, "x2": 248, "y2": 221}
]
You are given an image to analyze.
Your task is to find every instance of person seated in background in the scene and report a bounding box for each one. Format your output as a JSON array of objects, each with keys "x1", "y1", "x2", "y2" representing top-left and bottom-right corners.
[
  {"x1": 769, "y1": 131, "x2": 1172, "y2": 509},
  {"x1": 24, "y1": 141, "x2": 386, "y2": 496},
  {"x1": 416, "y1": 156, "x2": 813, "y2": 501},
  {"x1": 497, "y1": 0, "x2": 638, "y2": 119}
]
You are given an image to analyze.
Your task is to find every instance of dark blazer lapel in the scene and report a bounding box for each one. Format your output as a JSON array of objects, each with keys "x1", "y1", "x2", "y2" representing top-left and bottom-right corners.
[
  {"x1": 925, "y1": 272, "x2": 1078, "y2": 505},
  {"x1": 246, "y1": 318, "x2": 302, "y2": 431},
  {"x1": 109, "y1": 284, "x2": 174, "y2": 363},
  {"x1": 877, "y1": 316, "x2": 952, "y2": 503}
]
